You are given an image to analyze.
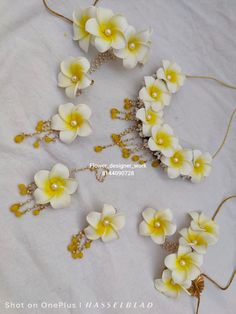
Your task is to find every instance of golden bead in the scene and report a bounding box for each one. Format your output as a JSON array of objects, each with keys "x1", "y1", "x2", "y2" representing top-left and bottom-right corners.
[
  {"x1": 14, "y1": 134, "x2": 25, "y2": 143},
  {"x1": 111, "y1": 133, "x2": 121, "y2": 143},
  {"x1": 67, "y1": 244, "x2": 74, "y2": 252},
  {"x1": 44, "y1": 136, "x2": 53, "y2": 143},
  {"x1": 139, "y1": 160, "x2": 146, "y2": 165},
  {"x1": 110, "y1": 108, "x2": 119, "y2": 119},
  {"x1": 94, "y1": 146, "x2": 103, "y2": 153},
  {"x1": 132, "y1": 155, "x2": 139, "y2": 162},
  {"x1": 85, "y1": 242, "x2": 91, "y2": 249},
  {"x1": 151, "y1": 160, "x2": 160, "y2": 168},
  {"x1": 33, "y1": 140, "x2": 40, "y2": 149},
  {"x1": 72, "y1": 252, "x2": 77, "y2": 259},
  {"x1": 35, "y1": 120, "x2": 44, "y2": 132},
  {"x1": 18, "y1": 184, "x2": 27, "y2": 196},
  {"x1": 125, "y1": 113, "x2": 133, "y2": 120},
  {"x1": 124, "y1": 98, "x2": 132, "y2": 110},
  {"x1": 10, "y1": 203, "x2": 21, "y2": 212},
  {"x1": 32, "y1": 209, "x2": 40, "y2": 216},
  {"x1": 15, "y1": 211, "x2": 23, "y2": 217},
  {"x1": 76, "y1": 252, "x2": 83, "y2": 259}
]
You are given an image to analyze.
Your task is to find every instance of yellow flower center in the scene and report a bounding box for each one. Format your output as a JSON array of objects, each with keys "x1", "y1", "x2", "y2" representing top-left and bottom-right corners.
[
  {"x1": 179, "y1": 259, "x2": 186, "y2": 267},
  {"x1": 105, "y1": 28, "x2": 112, "y2": 36},
  {"x1": 66, "y1": 112, "x2": 84, "y2": 130},
  {"x1": 155, "y1": 132, "x2": 172, "y2": 148},
  {"x1": 146, "y1": 109, "x2": 158, "y2": 125},
  {"x1": 69, "y1": 63, "x2": 84, "y2": 82},
  {"x1": 193, "y1": 158, "x2": 205, "y2": 174},
  {"x1": 44, "y1": 177, "x2": 66, "y2": 198},
  {"x1": 165, "y1": 69, "x2": 178, "y2": 83},
  {"x1": 170, "y1": 151, "x2": 184, "y2": 168},
  {"x1": 148, "y1": 85, "x2": 162, "y2": 100},
  {"x1": 71, "y1": 75, "x2": 78, "y2": 83},
  {"x1": 154, "y1": 221, "x2": 161, "y2": 228}
]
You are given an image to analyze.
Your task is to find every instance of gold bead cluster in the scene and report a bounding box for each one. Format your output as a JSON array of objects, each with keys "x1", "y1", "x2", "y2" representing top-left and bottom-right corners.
[{"x1": 67, "y1": 231, "x2": 92, "y2": 259}]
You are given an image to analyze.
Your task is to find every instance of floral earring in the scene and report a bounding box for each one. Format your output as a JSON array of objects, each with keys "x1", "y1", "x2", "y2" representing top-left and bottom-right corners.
[
  {"x1": 68, "y1": 204, "x2": 125, "y2": 260},
  {"x1": 10, "y1": 163, "x2": 108, "y2": 217},
  {"x1": 139, "y1": 196, "x2": 236, "y2": 314},
  {"x1": 95, "y1": 60, "x2": 236, "y2": 183}
]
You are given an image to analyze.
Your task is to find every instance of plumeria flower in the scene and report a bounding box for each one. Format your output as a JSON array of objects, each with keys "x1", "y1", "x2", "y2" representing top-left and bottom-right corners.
[
  {"x1": 84, "y1": 204, "x2": 125, "y2": 242},
  {"x1": 157, "y1": 60, "x2": 185, "y2": 93},
  {"x1": 155, "y1": 269, "x2": 191, "y2": 298},
  {"x1": 113, "y1": 25, "x2": 152, "y2": 69},
  {"x1": 51, "y1": 103, "x2": 92, "y2": 144},
  {"x1": 139, "y1": 208, "x2": 176, "y2": 244},
  {"x1": 189, "y1": 212, "x2": 219, "y2": 240},
  {"x1": 136, "y1": 104, "x2": 163, "y2": 137},
  {"x1": 73, "y1": 6, "x2": 97, "y2": 52},
  {"x1": 139, "y1": 76, "x2": 171, "y2": 111},
  {"x1": 85, "y1": 8, "x2": 128, "y2": 53},
  {"x1": 165, "y1": 245, "x2": 203, "y2": 284},
  {"x1": 33, "y1": 163, "x2": 79, "y2": 209},
  {"x1": 148, "y1": 124, "x2": 179, "y2": 157},
  {"x1": 190, "y1": 150, "x2": 212, "y2": 183},
  {"x1": 179, "y1": 228, "x2": 217, "y2": 254},
  {"x1": 161, "y1": 146, "x2": 193, "y2": 179},
  {"x1": 58, "y1": 57, "x2": 92, "y2": 99}
]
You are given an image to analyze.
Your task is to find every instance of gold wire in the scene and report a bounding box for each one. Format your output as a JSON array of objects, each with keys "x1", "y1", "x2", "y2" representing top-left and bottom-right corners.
[
  {"x1": 203, "y1": 272, "x2": 236, "y2": 291},
  {"x1": 186, "y1": 75, "x2": 236, "y2": 90},
  {"x1": 195, "y1": 295, "x2": 201, "y2": 314},
  {"x1": 212, "y1": 194, "x2": 236, "y2": 220}
]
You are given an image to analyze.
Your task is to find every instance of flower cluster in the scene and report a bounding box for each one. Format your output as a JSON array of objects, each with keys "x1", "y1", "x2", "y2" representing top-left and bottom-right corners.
[
  {"x1": 136, "y1": 60, "x2": 212, "y2": 183},
  {"x1": 155, "y1": 212, "x2": 219, "y2": 298},
  {"x1": 73, "y1": 6, "x2": 152, "y2": 69}
]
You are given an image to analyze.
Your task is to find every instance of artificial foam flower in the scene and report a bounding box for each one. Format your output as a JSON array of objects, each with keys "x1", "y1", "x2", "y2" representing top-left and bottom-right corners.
[
  {"x1": 190, "y1": 150, "x2": 212, "y2": 183},
  {"x1": 139, "y1": 76, "x2": 171, "y2": 111},
  {"x1": 157, "y1": 60, "x2": 185, "y2": 93},
  {"x1": 58, "y1": 56, "x2": 92, "y2": 99},
  {"x1": 85, "y1": 8, "x2": 128, "y2": 53},
  {"x1": 51, "y1": 103, "x2": 92, "y2": 144},
  {"x1": 84, "y1": 204, "x2": 125, "y2": 242},
  {"x1": 73, "y1": 6, "x2": 97, "y2": 52},
  {"x1": 179, "y1": 227, "x2": 217, "y2": 254},
  {"x1": 161, "y1": 146, "x2": 193, "y2": 179},
  {"x1": 33, "y1": 163, "x2": 79, "y2": 209},
  {"x1": 148, "y1": 124, "x2": 179, "y2": 157},
  {"x1": 139, "y1": 208, "x2": 176, "y2": 244},
  {"x1": 113, "y1": 25, "x2": 152, "y2": 69},
  {"x1": 189, "y1": 212, "x2": 219, "y2": 240},
  {"x1": 136, "y1": 104, "x2": 163, "y2": 137},
  {"x1": 155, "y1": 269, "x2": 191, "y2": 298},
  {"x1": 164, "y1": 245, "x2": 203, "y2": 284}
]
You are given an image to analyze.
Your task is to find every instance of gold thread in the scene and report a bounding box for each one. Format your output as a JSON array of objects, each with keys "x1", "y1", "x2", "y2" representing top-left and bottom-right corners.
[
  {"x1": 186, "y1": 74, "x2": 236, "y2": 90},
  {"x1": 203, "y1": 271, "x2": 236, "y2": 291},
  {"x1": 212, "y1": 194, "x2": 236, "y2": 220}
]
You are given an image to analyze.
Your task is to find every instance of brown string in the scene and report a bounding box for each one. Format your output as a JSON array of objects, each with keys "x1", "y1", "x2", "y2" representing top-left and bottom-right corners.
[{"x1": 212, "y1": 194, "x2": 236, "y2": 220}]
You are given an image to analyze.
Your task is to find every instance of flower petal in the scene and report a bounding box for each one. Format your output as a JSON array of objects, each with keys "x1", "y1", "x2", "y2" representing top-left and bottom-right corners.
[
  {"x1": 164, "y1": 253, "x2": 177, "y2": 270},
  {"x1": 111, "y1": 32, "x2": 126, "y2": 50},
  {"x1": 34, "y1": 170, "x2": 50, "y2": 189},
  {"x1": 86, "y1": 211, "x2": 102, "y2": 228},
  {"x1": 74, "y1": 103, "x2": 92, "y2": 119},
  {"x1": 51, "y1": 114, "x2": 67, "y2": 131},
  {"x1": 139, "y1": 221, "x2": 151, "y2": 236},
  {"x1": 79, "y1": 34, "x2": 90, "y2": 52},
  {"x1": 77, "y1": 121, "x2": 92, "y2": 137},
  {"x1": 66, "y1": 179, "x2": 79, "y2": 194},
  {"x1": 94, "y1": 37, "x2": 111, "y2": 52},
  {"x1": 50, "y1": 193, "x2": 71, "y2": 209},
  {"x1": 151, "y1": 233, "x2": 165, "y2": 244},
  {"x1": 102, "y1": 204, "x2": 116, "y2": 217},
  {"x1": 84, "y1": 226, "x2": 101, "y2": 240},
  {"x1": 123, "y1": 54, "x2": 138, "y2": 69},
  {"x1": 34, "y1": 188, "x2": 51, "y2": 204},
  {"x1": 97, "y1": 7, "x2": 114, "y2": 24},
  {"x1": 58, "y1": 103, "x2": 75, "y2": 121},
  {"x1": 65, "y1": 85, "x2": 77, "y2": 99},
  {"x1": 110, "y1": 213, "x2": 126, "y2": 230},
  {"x1": 101, "y1": 228, "x2": 119, "y2": 242},
  {"x1": 142, "y1": 207, "x2": 155, "y2": 223},
  {"x1": 49, "y1": 163, "x2": 70, "y2": 180},
  {"x1": 59, "y1": 130, "x2": 78, "y2": 144},
  {"x1": 58, "y1": 73, "x2": 72, "y2": 87},
  {"x1": 85, "y1": 18, "x2": 100, "y2": 36}
]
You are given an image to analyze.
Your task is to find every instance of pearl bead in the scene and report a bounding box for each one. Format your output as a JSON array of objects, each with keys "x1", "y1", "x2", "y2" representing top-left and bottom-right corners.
[
  {"x1": 192, "y1": 240, "x2": 198, "y2": 245},
  {"x1": 71, "y1": 75, "x2": 78, "y2": 83},
  {"x1": 167, "y1": 75, "x2": 172, "y2": 80},
  {"x1": 157, "y1": 138, "x2": 164, "y2": 145},
  {"x1": 129, "y1": 42, "x2": 136, "y2": 50},
  {"x1": 180, "y1": 260, "x2": 186, "y2": 266},
  {"x1": 51, "y1": 183, "x2": 59, "y2": 191},
  {"x1": 104, "y1": 220, "x2": 110, "y2": 226},
  {"x1": 105, "y1": 28, "x2": 112, "y2": 36},
  {"x1": 155, "y1": 221, "x2": 161, "y2": 228},
  {"x1": 70, "y1": 120, "x2": 77, "y2": 127},
  {"x1": 147, "y1": 114, "x2": 152, "y2": 120},
  {"x1": 195, "y1": 162, "x2": 200, "y2": 168},
  {"x1": 152, "y1": 92, "x2": 158, "y2": 98},
  {"x1": 173, "y1": 157, "x2": 179, "y2": 163}
]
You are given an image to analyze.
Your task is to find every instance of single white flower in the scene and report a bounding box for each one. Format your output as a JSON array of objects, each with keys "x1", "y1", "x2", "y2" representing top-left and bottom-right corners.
[
  {"x1": 33, "y1": 163, "x2": 79, "y2": 209},
  {"x1": 155, "y1": 269, "x2": 191, "y2": 298},
  {"x1": 136, "y1": 104, "x2": 163, "y2": 137},
  {"x1": 73, "y1": 6, "x2": 97, "y2": 52},
  {"x1": 179, "y1": 227, "x2": 217, "y2": 254},
  {"x1": 190, "y1": 150, "x2": 212, "y2": 183},
  {"x1": 189, "y1": 212, "x2": 219, "y2": 240},
  {"x1": 139, "y1": 208, "x2": 176, "y2": 244},
  {"x1": 164, "y1": 246, "x2": 203, "y2": 284},
  {"x1": 139, "y1": 76, "x2": 171, "y2": 111},
  {"x1": 84, "y1": 204, "x2": 125, "y2": 242},
  {"x1": 161, "y1": 146, "x2": 193, "y2": 179},
  {"x1": 58, "y1": 56, "x2": 92, "y2": 99},
  {"x1": 113, "y1": 25, "x2": 152, "y2": 69},
  {"x1": 157, "y1": 60, "x2": 185, "y2": 93},
  {"x1": 148, "y1": 124, "x2": 179, "y2": 157},
  {"x1": 51, "y1": 103, "x2": 92, "y2": 144},
  {"x1": 85, "y1": 8, "x2": 128, "y2": 53}
]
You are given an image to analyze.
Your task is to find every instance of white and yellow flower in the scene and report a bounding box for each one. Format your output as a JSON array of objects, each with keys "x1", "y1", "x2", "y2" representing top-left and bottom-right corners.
[
  {"x1": 157, "y1": 60, "x2": 185, "y2": 93},
  {"x1": 33, "y1": 163, "x2": 78, "y2": 209},
  {"x1": 84, "y1": 204, "x2": 125, "y2": 242},
  {"x1": 136, "y1": 104, "x2": 163, "y2": 137},
  {"x1": 164, "y1": 246, "x2": 203, "y2": 284},
  {"x1": 190, "y1": 150, "x2": 212, "y2": 183},
  {"x1": 51, "y1": 103, "x2": 92, "y2": 144},
  {"x1": 139, "y1": 208, "x2": 176, "y2": 244},
  {"x1": 73, "y1": 6, "x2": 97, "y2": 52},
  {"x1": 189, "y1": 212, "x2": 219, "y2": 240},
  {"x1": 161, "y1": 146, "x2": 193, "y2": 179},
  {"x1": 155, "y1": 269, "x2": 191, "y2": 298},
  {"x1": 58, "y1": 56, "x2": 92, "y2": 99},
  {"x1": 139, "y1": 76, "x2": 171, "y2": 111},
  {"x1": 113, "y1": 25, "x2": 152, "y2": 69},
  {"x1": 148, "y1": 124, "x2": 179, "y2": 157},
  {"x1": 179, "y1": 227, "x2": 217, "y2": 254},
  {"x1": 85, "y1": 8, "x2": 128, "y2": 53}
]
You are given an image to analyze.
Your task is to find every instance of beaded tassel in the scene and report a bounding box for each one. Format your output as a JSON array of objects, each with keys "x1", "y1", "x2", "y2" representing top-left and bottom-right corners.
[{"x1": 67, "y1": 230, "x2": 92, "y2": 259}]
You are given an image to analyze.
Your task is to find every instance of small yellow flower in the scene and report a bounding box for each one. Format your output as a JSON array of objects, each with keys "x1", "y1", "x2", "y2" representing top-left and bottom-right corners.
[
  {"x1": 148, "y1": 124, "x2": 179, "y2": 157},
  {"x1": 84, "y1": 204, "x2": 125, "y2": 242},
  {"x1": 136, "y1": 104, "x2": 163, "y2": 137},
  {"x1": 190, "y1": 150, "x2": 212, "y2": 183},
  {"x1": 164, "y1": 246, "x2": 203, "y2": 284},
  {"x1": 157, "y1": 60, "x2": 185, "y2": 93},
  {"x1": 73, "y1": 6, "x2": 96, "y2": 52},
  {"x1": 155, "y1": 269, "x2": 191, "y2": 298},
  {"x1": 58, "y1": 56, "x2": 92, "y2": 99},
  {"x1": 189, "y1": 212, "x2": 219, "y2": 240},
  {"x1": 139, "y1": 208, "x2": 176, "y2": 244},
  {"x1": 33, "y1": 163, "x2": 79, "y2": 209},
  {"x1": 139, "y1": 76, "x2": 171, "y2": 111}
]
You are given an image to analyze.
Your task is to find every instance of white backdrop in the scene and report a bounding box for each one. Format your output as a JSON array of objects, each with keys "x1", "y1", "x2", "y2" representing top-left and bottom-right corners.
[{"x1": 0, "y1": 0, "x2": 235, "y2": 313}]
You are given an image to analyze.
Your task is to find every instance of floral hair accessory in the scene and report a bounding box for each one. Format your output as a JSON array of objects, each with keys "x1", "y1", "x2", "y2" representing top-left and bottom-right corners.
[
  {"x1": 9, "y1": 163, "x2": 108, "y2": 217},
  {"x1": 42, "y1": 1, "x2": 152, "y2": 70},
  {"x1": 68, "y1": 204, "x2": 125, "y2": 260},
  {"x1": 95, "y1": 60, "x2": 236, "y2": 183},
  {"x1": 139, "y1": 195, "x2": 236, "y2": 314},
  {"x1": 14, "y1": 103, "x2": 92, "y2": 148}
]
